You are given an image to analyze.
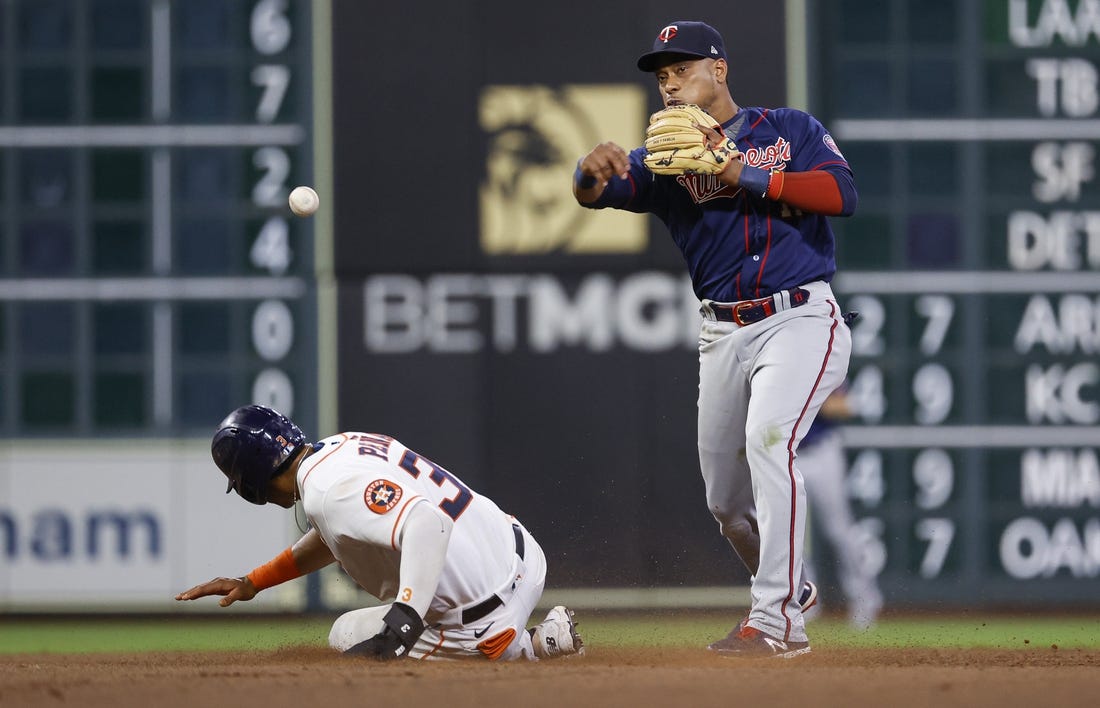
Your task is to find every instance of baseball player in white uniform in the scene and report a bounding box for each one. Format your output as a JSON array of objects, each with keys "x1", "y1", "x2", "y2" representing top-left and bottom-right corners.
[{"x1": 176, "y1": 405, "x2": 584, "y2": 662}]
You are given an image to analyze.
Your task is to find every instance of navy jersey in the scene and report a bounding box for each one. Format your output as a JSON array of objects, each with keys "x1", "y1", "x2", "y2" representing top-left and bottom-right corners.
[{"x1": 584, "y1": 107, "x2": 856, "y2": 302}]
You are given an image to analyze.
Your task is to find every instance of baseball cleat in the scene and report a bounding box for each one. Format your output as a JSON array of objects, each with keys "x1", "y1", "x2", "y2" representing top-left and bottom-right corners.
[
  {"x1": 708, "y1": 580, "x2": 819, "y2": 653},
  {"x1": 708, "y1": 625, "x2": 811, "y2": 659},
  {"x1": 723, "y1": 580, "x2": 820, "y2": 637},
  {"x1": 531, "y1": 605, "x2": 585, "y2": 659}
]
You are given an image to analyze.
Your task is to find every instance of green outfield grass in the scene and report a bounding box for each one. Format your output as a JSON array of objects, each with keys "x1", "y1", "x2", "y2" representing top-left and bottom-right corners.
[
  {"x1": 2, "y1": 613, "x2": 1098, "y2": 655},
  {"x1": 0, "y1": 617, "x2": 334, "y2": 654},
  {"x1": 589, "y1": 613, "x2": 1100, "y2": 650}
]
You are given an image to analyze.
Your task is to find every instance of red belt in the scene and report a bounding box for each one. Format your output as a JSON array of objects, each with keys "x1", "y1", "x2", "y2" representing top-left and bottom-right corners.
[{"x1": 710, "y1": 287, "x2": 810, "y2": 326}]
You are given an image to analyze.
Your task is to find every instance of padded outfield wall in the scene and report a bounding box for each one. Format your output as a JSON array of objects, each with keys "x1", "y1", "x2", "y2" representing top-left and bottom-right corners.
[{"x1": 4, "y1": 0, "x2": 1097, "y2": 613}]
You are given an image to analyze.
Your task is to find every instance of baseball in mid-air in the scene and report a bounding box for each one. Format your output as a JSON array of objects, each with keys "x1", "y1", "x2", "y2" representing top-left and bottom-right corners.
[{"x1": 288, "y1": 186, "x2": 320, "y2": 217}]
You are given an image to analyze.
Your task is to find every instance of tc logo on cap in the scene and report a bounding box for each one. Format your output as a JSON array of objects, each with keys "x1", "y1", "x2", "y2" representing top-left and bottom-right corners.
[{"x1": 658, "y1": 25, "x2": 678, "y2": 42}]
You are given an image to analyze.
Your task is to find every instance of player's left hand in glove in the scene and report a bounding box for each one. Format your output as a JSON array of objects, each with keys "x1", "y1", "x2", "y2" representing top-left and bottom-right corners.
[
  {"x1": 643, "y1": 104, "x2": 741, "y2": 176},
  {"x1": 344, "y1": 602, "x2": 425, "y2": 661}
]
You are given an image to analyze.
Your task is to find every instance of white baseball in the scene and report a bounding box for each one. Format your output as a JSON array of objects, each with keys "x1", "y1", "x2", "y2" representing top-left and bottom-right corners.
[{"x1": 288, "y1": 186, "x2": 320, "y2": 217}]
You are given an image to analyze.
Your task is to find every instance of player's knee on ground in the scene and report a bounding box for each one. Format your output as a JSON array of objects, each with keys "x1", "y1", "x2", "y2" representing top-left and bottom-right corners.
[{"x1": 329, "y1": 608, "x2": 386, "y2": 652}]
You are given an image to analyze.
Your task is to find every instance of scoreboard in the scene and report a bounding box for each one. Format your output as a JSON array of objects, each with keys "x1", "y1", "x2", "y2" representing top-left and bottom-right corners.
[
  {"x1": 7, "y1": 0, "x2": 1098, "y2": 610},
  {"x1": 0, "y1": 0, "x2": 317, "y2": 436},
  {"x1": 810, "y1": 0, "x2": 1100, "y2": 603}
]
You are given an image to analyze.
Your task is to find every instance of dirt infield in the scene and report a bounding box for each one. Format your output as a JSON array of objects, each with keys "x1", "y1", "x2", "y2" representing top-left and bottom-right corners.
[{"x1": 3, "y1": 646, "x2": 1099, "y2": 708}]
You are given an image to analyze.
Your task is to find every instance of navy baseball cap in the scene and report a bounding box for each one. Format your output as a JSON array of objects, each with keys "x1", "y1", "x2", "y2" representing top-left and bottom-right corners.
[{"x1": 637, "y1": 21, "x2": 727, "y2": 72}]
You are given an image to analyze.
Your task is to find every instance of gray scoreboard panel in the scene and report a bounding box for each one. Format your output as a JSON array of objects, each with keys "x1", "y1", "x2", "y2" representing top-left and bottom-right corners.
[
  {"x1": 0, "y1": 0, "x2": 317, "y2": 437},
  {"x1": 813, "y1": 0, "x2": 1100, "y2": 603}
]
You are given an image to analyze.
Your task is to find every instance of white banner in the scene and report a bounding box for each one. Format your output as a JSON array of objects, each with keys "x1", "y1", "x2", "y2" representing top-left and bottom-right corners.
[{"x1": 0, "y1": 441, "x2": 305, "y2": 611}]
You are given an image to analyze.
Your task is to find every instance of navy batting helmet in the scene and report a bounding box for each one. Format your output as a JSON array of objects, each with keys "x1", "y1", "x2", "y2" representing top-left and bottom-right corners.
[{"x1": 211, "y1": 405, "x2": 308, "y2": 505}]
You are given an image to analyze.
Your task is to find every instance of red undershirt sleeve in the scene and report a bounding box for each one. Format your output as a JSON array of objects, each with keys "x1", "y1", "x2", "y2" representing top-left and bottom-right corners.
[{"x1": 765, "y1": 170, "x2": 844, "y2": 215}]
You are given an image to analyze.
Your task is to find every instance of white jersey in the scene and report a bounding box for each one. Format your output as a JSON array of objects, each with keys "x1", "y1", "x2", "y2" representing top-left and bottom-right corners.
[{"x1": 296, "y1": 432, "x2": 521, "y2": 621}]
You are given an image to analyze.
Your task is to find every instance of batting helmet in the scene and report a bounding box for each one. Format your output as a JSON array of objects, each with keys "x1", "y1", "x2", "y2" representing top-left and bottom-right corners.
[{"x1": 211, "y1": 404, "x2": 308, "y2": 505}]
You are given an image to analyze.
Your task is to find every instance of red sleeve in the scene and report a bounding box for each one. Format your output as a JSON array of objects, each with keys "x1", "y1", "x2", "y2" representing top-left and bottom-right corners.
[{"x1": 766, "y1": 170, "x2": 843, "y2": 215}]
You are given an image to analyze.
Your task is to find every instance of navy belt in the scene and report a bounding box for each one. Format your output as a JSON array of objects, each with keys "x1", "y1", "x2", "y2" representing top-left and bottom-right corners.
[
  {"x1": 460, "y1": 525, "x2": 525, "y2": 625},
  {"x1": 710, "y1": 287, "x2": 810, "y2": 326}
]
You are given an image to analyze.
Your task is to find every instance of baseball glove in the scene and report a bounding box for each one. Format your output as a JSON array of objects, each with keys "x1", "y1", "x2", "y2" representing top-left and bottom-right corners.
[{"x1": 643, "y1": 104, "x2": 740, "y2": 176}]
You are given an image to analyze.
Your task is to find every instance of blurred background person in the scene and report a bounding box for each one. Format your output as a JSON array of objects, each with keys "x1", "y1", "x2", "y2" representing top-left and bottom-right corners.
[{"x1": 799, "y1": 386, "x2": 883, "y2": 630}]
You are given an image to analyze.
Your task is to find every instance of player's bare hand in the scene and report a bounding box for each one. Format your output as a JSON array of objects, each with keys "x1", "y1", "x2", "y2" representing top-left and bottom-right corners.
[
  {"x1": 578, "y1": 142, "x2": 631, "y2": 182},
  {"x1": 695, "y1": 123, "x2": 744, "y2": 180},
  {"x1": 175, "y1": 576, "x2": 258, "y2": 607}
]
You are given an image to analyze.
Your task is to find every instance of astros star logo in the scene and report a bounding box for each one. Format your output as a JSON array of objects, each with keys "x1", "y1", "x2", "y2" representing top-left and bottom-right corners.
[{"x1": 364, "y1": 479, "x2": 403, "y2": 514}]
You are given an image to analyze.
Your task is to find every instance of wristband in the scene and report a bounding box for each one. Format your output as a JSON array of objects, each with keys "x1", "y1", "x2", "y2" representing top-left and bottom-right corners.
[
  {"x1": 737, "y1": 165, "x2": 770, "y2": 198},
  {"x1": 343, "y1": 601, "x2": 425, "y2": 660},
  {"x1": 246, "y1": 547, "x2": 302, "y2": 591},
  {"x1": 573, "y1": 165, "x2": 597, "y2": 189},
  {"x1": 381, "y1": 602, "x2": 425, "y2": 653},
  {"x1": 766, "y1": 169, "x2": 786, "y2": 200}
]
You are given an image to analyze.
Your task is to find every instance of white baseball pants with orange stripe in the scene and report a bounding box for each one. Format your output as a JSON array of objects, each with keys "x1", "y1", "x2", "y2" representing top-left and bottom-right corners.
[
  {"x1": 328, "y1": 523, "x2": 547, "y2": 661},
  {"x1": 697, "y1": 280, "x2": 851, "y2": 643}
]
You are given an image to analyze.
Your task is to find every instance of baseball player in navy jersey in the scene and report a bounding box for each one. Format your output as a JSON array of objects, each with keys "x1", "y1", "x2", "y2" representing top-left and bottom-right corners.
[
  {"x1": 799, "y1": 388, "x2": 883, "y2": 630},
  {"x1": 176, "y1": 405, "x2": 584, "y2": 662},
  {"x1": 573, "y1": 20, "x2": 856, "y2": 658}
]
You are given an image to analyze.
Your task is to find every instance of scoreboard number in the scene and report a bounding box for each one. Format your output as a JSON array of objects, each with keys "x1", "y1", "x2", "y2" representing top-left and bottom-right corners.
[{"x1": 816, "y1": 0, "x2": 1099, "y2": 601}]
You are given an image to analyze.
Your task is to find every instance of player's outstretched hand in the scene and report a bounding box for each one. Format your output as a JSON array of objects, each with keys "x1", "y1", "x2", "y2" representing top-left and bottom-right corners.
[{"x1": 175, "y1": 576, "x2": 258, "y2": 607}]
